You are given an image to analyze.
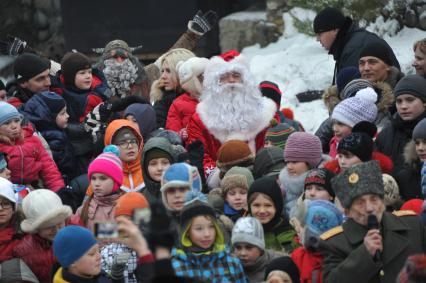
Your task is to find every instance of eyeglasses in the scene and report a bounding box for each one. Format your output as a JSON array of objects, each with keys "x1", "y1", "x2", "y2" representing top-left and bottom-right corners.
[
  {"x1": 116, "y1": 139, "x2": 138, "y2": 149},
  {"x1": 0, "y1": 201, "x2": 12, "y2": 210}
]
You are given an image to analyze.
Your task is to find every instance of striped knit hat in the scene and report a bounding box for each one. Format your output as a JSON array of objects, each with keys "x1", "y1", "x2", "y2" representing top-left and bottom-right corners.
[
  {"x1": 88, "y1": 145, "x2": 123, "y2": 192},
  {"x1": 265, "y1": 122, "x2": 296, "y2": 149}
]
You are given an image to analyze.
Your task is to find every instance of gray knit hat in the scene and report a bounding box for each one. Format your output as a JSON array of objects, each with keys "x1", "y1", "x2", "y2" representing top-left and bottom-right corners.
[
  {"x1": 394, "y1": 74, "x2": 426, "y2": 102},
  {"x1": 231, "y1": 217, "x2": 265, "y2": 251},
  {"x1": 413, "y1": 118, "x2": 426, "y2": 140},
  {"x1": 332, "y1": 87, "x2": 378, "y2": 127},
  {"x1": 221, "y1": 166, "x2": 254, "y2": 196},
  {"x1": 340, "y1": 79, "x2": 374, "y2": 100},
  {"x1": 331, "y1": 160, "x2": 384, "y2": 209}
]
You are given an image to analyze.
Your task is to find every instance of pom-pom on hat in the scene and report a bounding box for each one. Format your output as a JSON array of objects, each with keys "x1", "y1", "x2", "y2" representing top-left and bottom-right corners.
[
  {"x1": 88, "y1": 145, "x2": 123, "y2": 192},
  {"x1": 331, "y1": 87, "x2": 378, "y2": 127},
  {"x1": 284, "y1": 132, "x2": 322, "y2": 168},
  {"x1": 53, "y1": 225, "x2": 97, "y2": 268}
]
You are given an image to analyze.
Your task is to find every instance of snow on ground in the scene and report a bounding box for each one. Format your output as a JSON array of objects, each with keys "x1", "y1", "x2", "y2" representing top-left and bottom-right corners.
[{"x1": 242, "y1": 8, "x2": 426, "y2": 133}]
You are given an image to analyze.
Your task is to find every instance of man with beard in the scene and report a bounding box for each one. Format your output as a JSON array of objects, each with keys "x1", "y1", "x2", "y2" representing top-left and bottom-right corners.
[{"x1": 186, "y1": 55, "x2": 277, "y2": 179}]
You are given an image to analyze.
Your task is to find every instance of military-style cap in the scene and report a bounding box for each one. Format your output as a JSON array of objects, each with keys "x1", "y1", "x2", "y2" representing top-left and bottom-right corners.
[{"x1": 331, "y1": 160, "x2": 384, "y2": 209}]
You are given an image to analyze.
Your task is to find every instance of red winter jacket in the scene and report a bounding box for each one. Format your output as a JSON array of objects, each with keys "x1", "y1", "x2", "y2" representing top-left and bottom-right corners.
[
  {"x1": 291, "y1": 247, "x2": 323, "y2": 283},
  {"x1": 0, "y1": 222, "x2": 23, "y2": 263},
  {"x1": 0, "y1": 125, "x2": 64, "y2": 191},
  {"x1": 186, "y1": 112, "x2": 269, "y2": 178},
  {"x1": 166, "y1": 93, "x2": 199, "y2": 133},
  {"x1": 13, "y1": 234, "x2": 55, "y2": 283}
]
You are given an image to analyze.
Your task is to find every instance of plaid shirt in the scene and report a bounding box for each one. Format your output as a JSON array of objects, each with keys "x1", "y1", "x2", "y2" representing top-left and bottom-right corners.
[{"x1": 171, "y1": 248, "x2": 247, "y2": 283}]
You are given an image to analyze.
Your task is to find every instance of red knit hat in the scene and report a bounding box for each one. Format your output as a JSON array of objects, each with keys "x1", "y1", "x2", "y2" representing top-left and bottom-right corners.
[
  {"x1": 400, "y1": 199, "x2": 424, "y2": 215},
  {"x1": 88, "y1": 152, "x2": 123, "y2": 192},
  {"x1": 114, "y1": 192, "x2": 149, "y2": 217}
]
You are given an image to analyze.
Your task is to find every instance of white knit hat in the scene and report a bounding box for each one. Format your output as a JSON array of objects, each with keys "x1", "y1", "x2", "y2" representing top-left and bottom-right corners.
[
  {"x1": 21, "y1": 189, "x2": 72, "y2": 233},
  {"x1": 0, "y1": 177, "x2": 16, "y2": 204},
  {"x1": 231, "y1": 217, "x2": 265, "y2": 251},
  {"x1": 331, "y1": 87, "x2": 378, "y2": 127}
]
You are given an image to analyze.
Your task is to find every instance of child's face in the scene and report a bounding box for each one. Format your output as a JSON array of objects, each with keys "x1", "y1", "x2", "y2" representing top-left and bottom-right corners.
[
  {"x1": 116, "y1": 138, "x2": 139, "y2": 162},
  {"x1": 189, "y1": 215, "x2": 216, "y2": 249},
  {"x1": 225, "y1": 187, "x2": 247, "y2": 211},
  {"x1": 267, "y1": 271, "x2": 293, "y2": 283},
  {"x1": 147, "y1": 157, "x2": 171, "y2": 182},
  {"x1": 91, "y1": 173, "x2": 115, "y2": 197},
  {"x1": 0, "y1": 196, "x2": 14, "y2": 228},
  {"x1": 37, "y1": 221, "x2": 65, "y2": 242},
  {"x1": 286, "y1": 161, "x2": 309, "y2": 176},
  {"x1": 0, "y1": 118, "x2": 22, "y2": 140},
  {"x1": 0, "y1": 166, "x2": 11, "y2": 180},
  {"x1": 305, "y1": 184, "x2": 333, "y2": 201},
  {"x1": 74, "y1": 68, "x2": 93, "y2": 90},
  {"x1": 55, "y1": 107, "x2": 69, "y2": 129},
  {"x1": 250, "y1": 193, "x2": 276, "y2": 224},
  {"x1": 332, "y1": 121, "x2": 352, "y2": 141},
  {"x1": 233, "y1": 243, "x2": 262, "y2": 266},
  {"x1": 415, "y1": 138, "x2": 426, "y2": 161},
  {"x1": 160, "y1": 61, "x2": 178, "y2": 91},
  {"x1": 396, "y1": 94, "x2": 425, "y2": 121},
  {"x1": 337, "y1": 151, "x2": 362, "y2": 172},
  {"x1": 165, "y1": 186, "x2": 189, "y2": 211},
  {"x1": 70, "y1": 244, "x2": 101, "y2": 277}
]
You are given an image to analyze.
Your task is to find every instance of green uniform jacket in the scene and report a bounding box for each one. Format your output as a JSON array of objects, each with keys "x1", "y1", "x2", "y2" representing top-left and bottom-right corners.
[{"x1": 319, "y1": 211, "x2": 426, "y2": 283}]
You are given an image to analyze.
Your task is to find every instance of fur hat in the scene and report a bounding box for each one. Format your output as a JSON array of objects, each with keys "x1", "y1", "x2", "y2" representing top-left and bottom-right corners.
[
  {"x1": 88, "y1": 149, "x2": 123, "y2": 192},
  {"x1": 177, "y1": 57, "x2": 209, "y2": 95},
  {"x1": 14, "y1": 53, "x2": 50, "y2": 81},
  {"x1": 394, "y1": 74, "x2": 426, "y2": 102},
  {"x1": 53, "y1": 225, "x2": 97, "y2": 268},
  {"x1": 284, "y1": 132, "x2": 322, "y2": 168},
  {"x1": 359, "y1": 42, "x2": 393, "y2": 66},
  {"x1": 221, "y1": 166, "x2": 254, "y2": 196},
  {"x1": 382, "y1": 174, "x2": 401, "y2": 207},
  {"x1": 21, "y1": 189, "x2": 72, "y2": 233},
  {"x1": 313, "y1": 7, "x2": 346, "y2": 33},
  {"x1": 0, "y1": 102, "x2": 22, "y2": 126},
  {"x1": 332, "y1": 87, "x2": 378, "y2": 127},
  {"x1": 216, "y1": 140, "x2": 254, "y2": 170},
  {"x1": 61, "y1": 52, "x2": 91, "y2": 87},
  {"x1": 231, "y1": 217, "x2": 265, "y2": 251},
  {"x1": 114, "y1": 192, "x2": 149, "y2": 217},
  {"x1": 331, "y1": 161, "x2": 384, "y2": 209}
]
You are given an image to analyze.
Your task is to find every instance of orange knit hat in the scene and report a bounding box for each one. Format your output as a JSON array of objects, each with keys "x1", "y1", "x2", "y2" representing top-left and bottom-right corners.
[{"x1": 114, "y1": 192, "x2": 149, "y2": 217}]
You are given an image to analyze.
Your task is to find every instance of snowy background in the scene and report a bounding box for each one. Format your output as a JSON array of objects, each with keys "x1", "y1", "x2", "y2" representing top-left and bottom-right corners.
[{"x1": 242, "y1": 8, "x2": 426, "y2": 133}]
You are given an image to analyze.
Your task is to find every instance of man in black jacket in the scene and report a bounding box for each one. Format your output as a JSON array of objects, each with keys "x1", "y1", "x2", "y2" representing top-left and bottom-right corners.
[{"x1": 313, "y1": 7, "x2": 400, "y2": 84}]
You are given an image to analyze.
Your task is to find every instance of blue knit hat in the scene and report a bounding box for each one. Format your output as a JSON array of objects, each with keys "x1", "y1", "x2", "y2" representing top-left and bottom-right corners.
[
  {"x1": 38, "y1": 91, "x2": 66, "y2": 118},
  {"x1": 53, "y1": 225, "x2": 97, "y2": 268},
  {"x1": 0, "y1": 102, "x2": 22, "y2": 126}
]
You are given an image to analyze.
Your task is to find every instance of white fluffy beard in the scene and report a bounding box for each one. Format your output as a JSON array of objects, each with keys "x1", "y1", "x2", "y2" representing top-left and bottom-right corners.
[{"x1": 197, "y1": 81, "x2": 276, "y2": 144}]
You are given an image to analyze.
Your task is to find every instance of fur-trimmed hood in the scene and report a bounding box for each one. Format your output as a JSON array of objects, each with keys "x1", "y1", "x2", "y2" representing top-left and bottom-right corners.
[
  {"x1": 323, "y1": 80, "x2": 394, "y2": 114},
  {"x1": 403, "y1": 140, "x2": 421, "y2": 170},
  {"x1": 384, "y1": 67, "x2": 404, "y2": 89}
]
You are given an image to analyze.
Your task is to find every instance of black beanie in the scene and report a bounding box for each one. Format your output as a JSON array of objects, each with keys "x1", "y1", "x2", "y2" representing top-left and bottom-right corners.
[
  {"x1": 39, "y1": 91, "x2": 66, "y2": 117},
  {"x1": 313, "y1": 7, "x2": 346, "y2": 33},
  {"x1": 359, "y1": 42, "x2": 393, "y2": 66},
  {"x1": 248, "y1": 176, "x2": 283, "y2": 217},
  {"x1": 180, "y1": 199, "x2": 216, "y2": 229},
  {"x1": 14, "y1": 53, "x2": 50, "y2": 81},
  {"x1": 337, "y1": 132, "x2": 373, "y2": 162},
  {"x1": 304, "y1": 168, "x2": 335, "y2": 199},
  {"x1": 259, "y1": 81, "x2": 282, "y2": 107},
  {"x1": 394, "y1": 74, "x2": 426, "y2": 102},
  {"x1": 264, "y1": 256, "x2": 300, "y2": 282},
  {"x1": 61, "y1": 52, "x2": 91, "y2": 87}
]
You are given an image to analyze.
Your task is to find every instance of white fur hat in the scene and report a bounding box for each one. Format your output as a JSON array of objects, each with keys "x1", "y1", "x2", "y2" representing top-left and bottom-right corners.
[
  {"x1": 0, "y1": 177, "x2": 16, "y2": 204},
  {"x1": 177, "y1": 57, "x2": 209, "y2": 85},
  {"x1": 21, "y1": 189, "x2": 72, "y2": 233}
]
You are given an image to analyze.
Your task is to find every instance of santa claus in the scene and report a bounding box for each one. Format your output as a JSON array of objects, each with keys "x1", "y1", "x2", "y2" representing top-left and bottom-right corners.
[{"x1": 186, "y1": 54, "x2": 277, "y2": 179}]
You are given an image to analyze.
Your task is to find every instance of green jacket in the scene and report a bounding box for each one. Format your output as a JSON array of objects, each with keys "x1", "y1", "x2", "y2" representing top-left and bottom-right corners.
[
  {"x1": 319, "y1": 211, "x2": 426, "y2": 283},
  {"x1": 264, "y1": 218, "x2": 298, "y2": 254}
]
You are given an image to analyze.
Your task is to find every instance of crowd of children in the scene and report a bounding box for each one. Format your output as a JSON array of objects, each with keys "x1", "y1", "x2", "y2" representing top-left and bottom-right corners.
[{"x1": 0, "y1": 6, "x2": 425, "y2": 283}]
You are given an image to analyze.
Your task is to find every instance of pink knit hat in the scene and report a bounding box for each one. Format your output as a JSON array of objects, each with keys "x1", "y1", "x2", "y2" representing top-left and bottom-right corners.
[
  {"x1": 88, "y1": 152, "x2": 123, "y2": 192},
  {"x1": 284, "y1": 132, "x2": 322, "y2": 168}
]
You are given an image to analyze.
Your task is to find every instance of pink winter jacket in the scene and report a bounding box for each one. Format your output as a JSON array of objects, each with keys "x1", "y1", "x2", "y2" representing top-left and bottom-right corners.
[
  {"x1": 72, "y1": 192, "x2": 122, "y2": 232},
  {"x1": 0, "y1": 125, "x2": 64, "y2": 191}
]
